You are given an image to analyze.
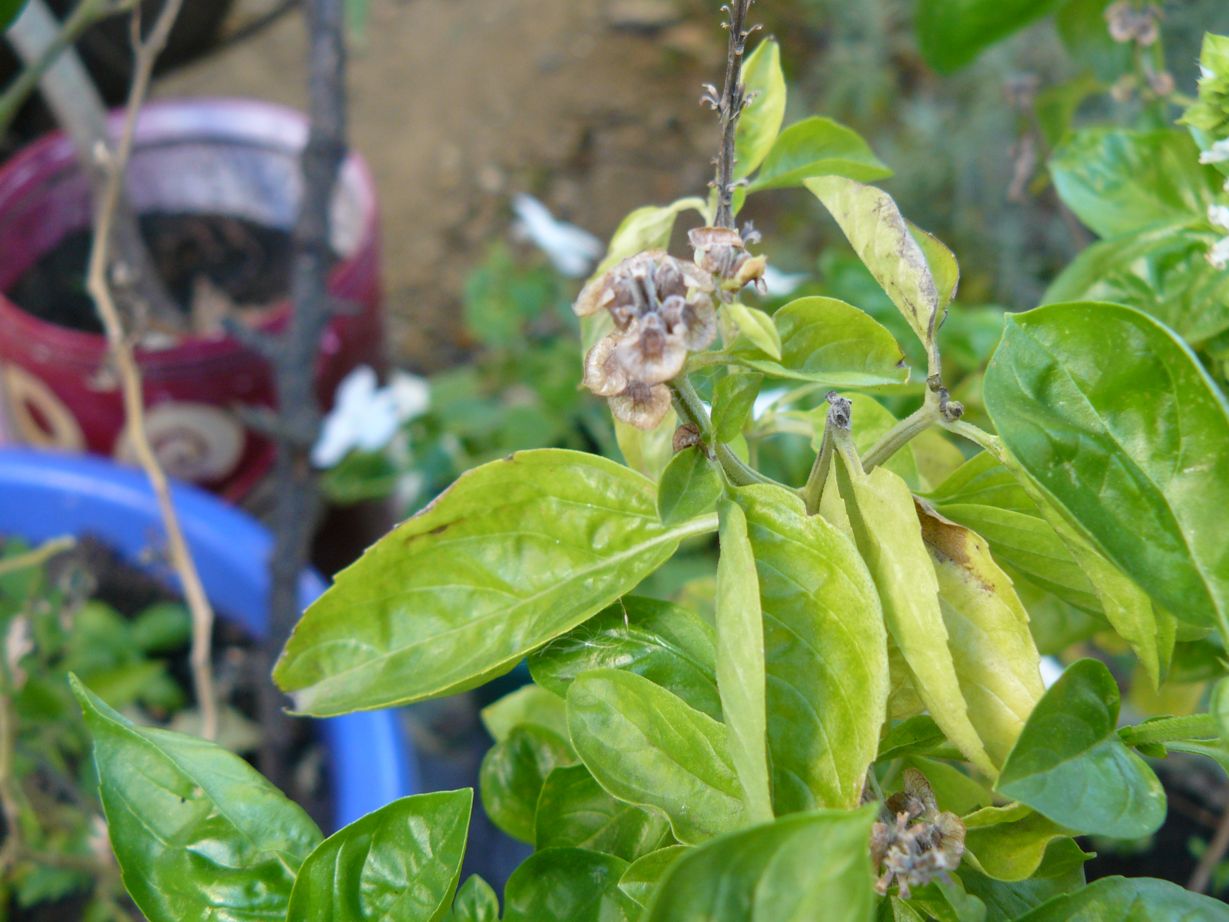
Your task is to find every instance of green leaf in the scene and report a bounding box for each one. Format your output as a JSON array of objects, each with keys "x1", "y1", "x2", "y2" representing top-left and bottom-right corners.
[
  {"x1": 750, "y1": 116, "x2": 892, "y2": 191},
  {"x1": 71, "y1": 676, "x2": 322, "y2": 922},
  {"x1": 535, "y1": 764, "x2": 672, "y2": 861},
  {"x1": 905, "y1": 756, "x2": 994, "y2": 816},
  {"x1": 530, "y1": 597, "x2": 720, "y2": 719},
  {"x1": 877, "y1": 716, "x2": 955, "y2": 762},
  {"x1": 1016, "y1": 875, "x2": 1229, "y2": 920},
  {"x1": 983, "y1": 302, "x2": 1229, "y2": 638},
  {"x1": 915, "y1": 0, "x2": 1066, "y2": 73},
  {"x1": 715, "y1": 500, "x2": 773, "y2": 823},
  {"x1": 962, "y1": 804, "x2": 1073, "y2": 881},
  {"x1": 479, "y1": 725, "x2": 575, "y2": 843},
  {"x1": 1049, "y1": 129, "x2": 1219, "y2": 238},
  {"x1": 728, "y1": 296, "x2": 909, "y2": 388},
  {"x1": 1216, "y1": 678, "x2": 1229, "y2": 746},
  {"x1": 286, "y1": 791, "x2": 472, "y2": 921},
  {"x1": 915, "y1": 504, "x2": 1046, "y2": 767},
  {"x1": 734, "y1": 485, "x2": 888, "y2": 812},
  {"x1": 658, "y1": 448, "x2": 723, "y2": 526},
  {"x1": 833, "y1": 451, "x2": 995, "y2": 774},
  {"x1": 712, "y1": 372, "x2": 763, "y2": 443},
  {"x1": 1044, "y1": 225, "x2": 1229, "y2": 347},
  {"x1": 596, "y1": 198, "x2": 707, "y2": 274},
  {"x1": 726, "y1": 301, "x2": 783, "y2": 359},
  {"x1": 275, "y1": 450, "x2": 718, "y2": 716},
  {"x1": 619, "y1": 845, "x2": 687, "y2": 908},
  {"x1": 615, "y1": 408, "x2": 679, "y2": 481},
  {"x1": 447, "y1": 875, "x2": 500, "y2": 922},
  {"x1": 807, "y1": 178, "x2": 942, "y2": 355},
  {"x1": 643, "y1": 807, "x2": 879, "y2": 922},
  {"x1": 735, "y1": 38, "x2": 786, "y2": 180},
  {"x1": 910, "y1": 223, "x2": 960, "y2": 312},
  {"x1": 503, "y1": 849, "x2": 637, "y2": 922},
  {"x1": 1, "y1": 0, "x2": 25, "y2": 30},
  {"x1": 480, "y1": 684, "x2": 569, "y2": 743},
  {"x1": 995, "y1": 659, "x2": 1165, "y2": 838},
  {"x1": 959, "y1": 839, "x2": 1090, "y2": 921},
  {"x1": 567, "y1": 669, "x2": 744, "y2": 844}
]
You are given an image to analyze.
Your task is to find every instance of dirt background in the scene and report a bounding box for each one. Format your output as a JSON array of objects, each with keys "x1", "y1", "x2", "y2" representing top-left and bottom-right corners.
[{"x1": 155, "y1": 0, "x2": 721, "y2": 372}]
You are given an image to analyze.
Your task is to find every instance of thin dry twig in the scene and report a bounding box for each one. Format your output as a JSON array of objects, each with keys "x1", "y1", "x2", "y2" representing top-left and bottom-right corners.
[
  {"x1": 1190, "y1": 799, "x2": 1229, "y2": 894},
  {"x1": 708, "y1": 0, "x2": 758, "y2": 229},
  {"x1": 84, "y1": 0, "x2": 219, "y2": 741}
]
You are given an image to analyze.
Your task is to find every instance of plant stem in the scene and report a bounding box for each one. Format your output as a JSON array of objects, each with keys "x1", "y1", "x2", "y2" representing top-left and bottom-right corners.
[
  {"x1": 862, "y1": 399, "x2": 939, "y2": 473},
  {"x1": 711, "y1": 0, "x2": 756, "y2": 229},
  {"x1": 942, "y1": 418, "x2": 1002, "y2": 457},
  {"x1": 802, "y1": 393, "x2": 850, "y2": 514},
  {"x1": 260, "y1": 0, "x2": 348, "y2": 788},
  {"x1": 668, "y1": 376, "x2": 773, "y2": 488},
  {"x1": 8, "y1": 0, "x2": 181, "y2": 330},
  {"x1": 84, "y1": 0, "x2": 218, "y2": 741},
  {"x1": 0, "y1": 0, "x2": 126, "y2": 132},
  {"x1": 1190, "y1": 800, "x2": 1229, "y2": 894},
  {"x1": 0, "y1": 536, "x2": 74, "y2": 577}
]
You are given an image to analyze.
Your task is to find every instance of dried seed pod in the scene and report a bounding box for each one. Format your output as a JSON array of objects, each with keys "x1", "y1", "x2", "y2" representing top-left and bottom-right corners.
[
  {"x1": 610, "y1": 381, "x2": 673, "y2": 430},
  {"x1": 582, "y1": 335, "x2": 630, "y2": 396},
  {"x1": 688, "y1": 225, "x2": 767, "y2": 289}
]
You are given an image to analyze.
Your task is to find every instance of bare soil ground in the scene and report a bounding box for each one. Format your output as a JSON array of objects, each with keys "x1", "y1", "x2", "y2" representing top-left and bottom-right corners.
[{"x1": 156, "y1": 0, "x2": 721, "y2": 372}]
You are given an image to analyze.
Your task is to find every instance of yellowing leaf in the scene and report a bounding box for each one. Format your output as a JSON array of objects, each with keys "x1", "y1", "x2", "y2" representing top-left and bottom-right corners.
[{"x1": 916, "y1": 502, "x2": 1045, "y2": 767}]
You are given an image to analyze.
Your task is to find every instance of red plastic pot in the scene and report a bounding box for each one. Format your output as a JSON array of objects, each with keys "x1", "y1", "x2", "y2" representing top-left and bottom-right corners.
[{"x1": 0, "y1": 99, "x2": 383, "y2": 500}]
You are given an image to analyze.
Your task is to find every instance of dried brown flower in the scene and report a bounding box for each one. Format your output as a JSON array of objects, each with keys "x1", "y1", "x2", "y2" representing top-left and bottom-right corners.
[
  {"x1": 871, "y1": 768, "x2": 966, "y2": 899},
  {"x1": 689, "y1": 225, "x2": 767, "y2": 290},
  {"x1": 1105, "y1": 1, "x2": 1160, "y2": 46},
  {"x1": 576, "y1": 251, "x2": 718, "y2": 429}
]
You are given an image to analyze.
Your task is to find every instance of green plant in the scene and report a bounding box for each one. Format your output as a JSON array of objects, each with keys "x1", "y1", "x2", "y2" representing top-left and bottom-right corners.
[
  {"x1": 0, "y1": 537, "x2": 193, "y2": 919},
  {"x1": 68, "y1": 6, "x2": 1229, "y2": 920}
]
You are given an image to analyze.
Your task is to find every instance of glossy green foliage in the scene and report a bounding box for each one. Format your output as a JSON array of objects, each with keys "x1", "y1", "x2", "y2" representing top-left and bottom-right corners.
[
  {"x1": 657, "y1": 447, "x2": 723, "y2": 526},
  {"x1": 1045, "y1": 226, "x2": 1229, "y2": 347},
  {"x1": 715, "y1": 500, "x2": 773, "y2": 823},
  {"x1": 914, "y1": 0, "x2": 1065, "y2": 73},
  {"x1": 618, "y1": 846, "x2": 686, "y2": 908},
  {"x1": 530, "y1": 597, "x2": 720, "y2": 718},
  {"x1": 73, "y1": 678, "x2": 322, "y2": 921},
  {"x1": 728, "y1": 296, "x2": 909, "y2": 388},
  {"x1": 479, "y1": 684, "x2": 569, "y2": 743},
  {"x1": 643, "y1": 807, "x2": 879, "y2": 922},
  {"x1": 984, "y1": 303, "x2": 1229, "y2": 637},
  {"x1": 750, "y1": 117, "x2": 892, "y2": 191},
  {"x1": 711, "y1": 371, "x2": 763, "y2": 443},
  {"x1": 503, "y1": 849, "x2": 638, "y2": 922},
  {"x1": 567, "y1": 669, "x2": 745, "y2": 843},
  {"x1": 446, "y1": 875, "x2": 500, "y2": 922},
  {"x1": 275, "y1": 450, "x2": 717, "y2": 715},
  {"x1": 807, "y1": 178, "x2": 946, "y2": 353},
  {"x1": 1049, "y1": 130, "x2": 1218, "y2": 239},
  {"x1": 996, "y1": 660, "x2": 1165, "y2": 838},
  {"x1": 734, "y1": 39, "x2": 787, "y2": 181},
  {"x1": 1016, "y1": 875, "x2": 1229, "y2": 920},
  {"x1": 961, "y1": 804, "x2": 1073, "y2": 882},
  {"x1": 834, "y1": 451, "x2": 994, "y2": 774},
  {"x1": 480, "y1": 725, "x2": 575, "y2": 843},
  {"x1": 535, "y1": 764, "x2": 672, "y2": 861},
  {"x1": 595, "y1": 198, "x2": 706, "y2": 275},
  {"x1": 286, "y1": 791, "x2": 472, "y2": 921},
  {"x1": 734, "y1": 485, "x2": 888, "y2": 811},
  {"x1": 726, "y1": 302, "x2": 783, "y2": 359}
]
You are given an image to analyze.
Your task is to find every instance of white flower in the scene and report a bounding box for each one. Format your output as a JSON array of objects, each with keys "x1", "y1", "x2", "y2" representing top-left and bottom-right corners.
[
  {"x1": 311, "y1": 366, "x2": 430, "y2": 468},
  {"x1": 1199, "y1": 138, "x2": 1229, "y2": 165},
  {"x1": 1209, "y1": 235, "x2": 1229, "y2": 271},
  {"x1": 1208, "y1": 204, "x2": 1229, "y2": 231},
  {"x1": 511, "y1": 193, "x2": 604, "y2": 278},
  {"x1": 760, "y1": 265, "x2": 809, "y2": 298}
]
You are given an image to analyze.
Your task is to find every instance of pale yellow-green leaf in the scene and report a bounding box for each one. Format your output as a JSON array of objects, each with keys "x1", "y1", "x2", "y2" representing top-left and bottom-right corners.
[
  {"x1": 725, "y1": 302, "x2": 782, "y2": 360},
  {"x1": 835, "y1": 455, "x2": 995, "y2": 775},
  {"x1": 962, "y1": 803, "x2": 1073, "y2": 881},
  {"x1": 734, "y1": 38, "x2": 786, "y2": 180},
  {"x1": 916, "y1": 503, "x2": 1045, "y2": 767}
]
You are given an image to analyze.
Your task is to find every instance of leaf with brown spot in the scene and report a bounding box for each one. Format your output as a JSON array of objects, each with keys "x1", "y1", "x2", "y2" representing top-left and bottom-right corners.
[{"x1": 915, "y1": 501, "x2": 1045, "y2": 767}]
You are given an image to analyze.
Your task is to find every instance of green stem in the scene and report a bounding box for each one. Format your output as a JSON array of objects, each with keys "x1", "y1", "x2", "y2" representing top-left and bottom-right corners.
[
  {"x1": 1119, "y1": 714, "x2": 1218, "y2": 747},
  {"x1": 668, "y1": 377, "x2": 773, "y2": 488},
  {"x1": 0, "y1": 537, "x2": 74, "y2": 578},
  {"x1": 801, "y1": 394, "x2": 851, "y2": 514},
  {"x1": 862, "y1": 400, "x2": 939, "y2": 473},
  {"x1": 0, "y1": 0, "x2": 123, "y2": 132},
  {"x1": 941, "y1": 418, "x2": 1002, "y2": 456}
]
